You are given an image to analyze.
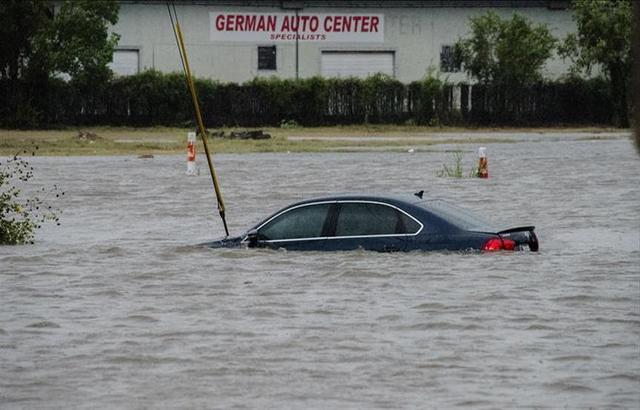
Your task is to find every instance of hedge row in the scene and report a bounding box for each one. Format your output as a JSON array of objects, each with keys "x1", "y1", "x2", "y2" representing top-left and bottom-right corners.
[{"x1": 0, "y1": 71, "x2": 614, "y2": 128}]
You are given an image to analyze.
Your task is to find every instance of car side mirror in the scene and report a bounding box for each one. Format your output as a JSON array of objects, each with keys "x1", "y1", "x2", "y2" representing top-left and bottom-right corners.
[{"x1": 245, "y1": 229, "x2": 258, "y2": 247}]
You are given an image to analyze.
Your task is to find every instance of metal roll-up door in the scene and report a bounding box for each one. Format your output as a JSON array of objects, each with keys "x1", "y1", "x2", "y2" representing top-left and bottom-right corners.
[
  {"x1": 321, "y1": 51, "x2": 394, "y2": 79},
  {"x1": 110, "y1": 50, "x2": 139, "y2": 76}
]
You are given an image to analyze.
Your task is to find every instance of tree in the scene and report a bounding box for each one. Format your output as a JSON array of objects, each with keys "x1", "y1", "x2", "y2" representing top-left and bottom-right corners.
[
  {"x1": 36, "y1": 0, "x2": 120, "y2": 84},
  {"x1": 634, "y1": 1, "x2": 640, "y2": 151},
  {"x1": 0, "y1": 0, "x2": 120, "y2": 126},
  {"x1": 559, "y1": 0, "x2": 633, "y2": 127},
  {"x1": 0, "y1": 148, "x2": 61, "y2": 245},
  {"x1": 455, "y1": 12, "x2": 557, "y2": 87},
  {"x1": 0, "y1": 1, "x2": 53, "y2": 125}
]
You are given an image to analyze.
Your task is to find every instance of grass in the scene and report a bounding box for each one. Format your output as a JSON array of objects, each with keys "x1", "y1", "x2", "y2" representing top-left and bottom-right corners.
[
  {"x1": 0, "y1": 125, "x2": 626, "y2": 156},
  {"x1": 436, "y1": 151, "x2": 465, "y2": 178},
  {"x1": 436, "y1": 150, "x2": 478, "y2": 178}
]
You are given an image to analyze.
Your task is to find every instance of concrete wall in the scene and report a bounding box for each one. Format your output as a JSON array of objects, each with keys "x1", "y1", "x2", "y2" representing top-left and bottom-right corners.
[{"x1": 111, "y1": 2, "x2": 575, "y2": 83}]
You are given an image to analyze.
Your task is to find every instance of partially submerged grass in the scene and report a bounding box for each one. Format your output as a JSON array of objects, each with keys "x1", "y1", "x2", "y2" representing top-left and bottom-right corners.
[
  {"x1": 0, "y1": 126, "x2": 512, "y2": 156},
  {"x1": 437, "y1": 151, "x2": 465, "y2": 178},
  {"x1": 436, "y1": 150, "x2": 478, "y2": 178},
  {"x1": 0, "y1": 125, "x2": 625, "y2": 156}
]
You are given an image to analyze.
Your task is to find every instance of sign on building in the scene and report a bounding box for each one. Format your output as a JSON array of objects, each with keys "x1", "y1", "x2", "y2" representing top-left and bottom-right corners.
[{"x1": 210, "y1": 12, "x2": 384, "y2": 42}]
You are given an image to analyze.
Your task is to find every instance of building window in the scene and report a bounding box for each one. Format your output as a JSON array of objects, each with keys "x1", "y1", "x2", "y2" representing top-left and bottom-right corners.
[
  {"x1": 440, "y1": 45, "x2": 460, "y2": 73},
  {"x1": 258, "y1": 46, "x2": 276, "y2": 70}
]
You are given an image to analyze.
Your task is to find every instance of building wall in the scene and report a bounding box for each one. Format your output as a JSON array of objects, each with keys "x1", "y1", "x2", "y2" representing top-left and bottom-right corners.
[{"x1": 111, "y1": 1, "x2": 575, "y2": 83}]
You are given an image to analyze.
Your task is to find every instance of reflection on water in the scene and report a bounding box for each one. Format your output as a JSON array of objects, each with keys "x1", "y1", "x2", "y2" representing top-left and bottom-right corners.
[{"x1": 1, "y1": 136, "x2": 639, "y2": 408}]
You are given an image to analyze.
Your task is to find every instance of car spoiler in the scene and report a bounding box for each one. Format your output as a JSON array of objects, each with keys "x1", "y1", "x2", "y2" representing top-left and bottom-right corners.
[
  {"x1": 497, "y1": 226, "x2": 539, "y2": 251},
  {"x1": 497, "y1": 226, "x2": 535, "y2": 235}
]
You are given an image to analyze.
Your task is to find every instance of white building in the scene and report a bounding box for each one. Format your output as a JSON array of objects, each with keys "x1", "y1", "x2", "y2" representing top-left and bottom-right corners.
[{"x1": 110, "y1": 0, "x2": 574, "y2": 83}]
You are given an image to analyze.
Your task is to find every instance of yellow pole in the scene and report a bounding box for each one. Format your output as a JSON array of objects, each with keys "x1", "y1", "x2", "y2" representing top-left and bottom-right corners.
[{"x1": 175, "y1": 21, "x2": 229, "y2": 236}]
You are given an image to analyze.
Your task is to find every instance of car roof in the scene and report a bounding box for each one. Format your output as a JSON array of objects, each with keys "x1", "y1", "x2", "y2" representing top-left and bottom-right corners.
[
  {"x1": 288, "y1": 193, "x2": 424, "y2": 208},
  {"x1": 284, "y1": 194, "x2": 496, "y2": 232}
]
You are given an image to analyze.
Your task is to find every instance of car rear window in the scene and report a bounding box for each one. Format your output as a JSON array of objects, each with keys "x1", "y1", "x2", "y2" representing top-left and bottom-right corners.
[
  {"x1": 419, "y1": 200, "x2": 496, "y2": 232},
  {"x1": 334, "y1": 202, "x2": 421, "y2": 236}
]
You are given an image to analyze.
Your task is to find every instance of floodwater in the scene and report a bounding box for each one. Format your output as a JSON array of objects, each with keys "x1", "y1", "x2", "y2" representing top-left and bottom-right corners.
[{"x1": 1, "y1": 133, "x2": 639, "y2": 409}]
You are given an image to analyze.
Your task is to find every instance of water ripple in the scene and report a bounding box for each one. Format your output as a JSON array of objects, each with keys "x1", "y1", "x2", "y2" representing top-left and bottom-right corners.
[{"x1": 1, "y1": 140, "x2": 638, "y2": 408}]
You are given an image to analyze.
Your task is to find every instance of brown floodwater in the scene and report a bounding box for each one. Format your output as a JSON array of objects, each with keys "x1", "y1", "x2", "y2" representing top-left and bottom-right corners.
[{"x1": 1, "y1": 133, "x2": 638, "y2": 408}]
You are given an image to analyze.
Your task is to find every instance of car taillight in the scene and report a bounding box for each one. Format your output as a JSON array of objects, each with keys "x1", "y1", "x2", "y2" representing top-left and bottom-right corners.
[
  {"x1": 502, "y1": 238, "x2": 516, "y2": 251},
  {"x1": 483, "y1": 238, "x2": 516, "y2": 251}
]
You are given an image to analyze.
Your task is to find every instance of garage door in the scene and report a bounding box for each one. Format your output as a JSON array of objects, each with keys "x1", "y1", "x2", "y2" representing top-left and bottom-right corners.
[
  {"x1": 110, "y1": 50, "x2": 139, "y2": 76},
  {"x1": 321, "y1": 51, "x2": 394, "y2": 79}
]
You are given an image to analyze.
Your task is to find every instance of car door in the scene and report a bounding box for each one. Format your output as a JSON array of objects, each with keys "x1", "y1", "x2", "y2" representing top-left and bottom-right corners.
[
  {"x1": 325, "y1": 201, "x2": 420, "y2": 252},
  {"x1": 256, "y1": 202, "x2": 332, "y2": 250}
]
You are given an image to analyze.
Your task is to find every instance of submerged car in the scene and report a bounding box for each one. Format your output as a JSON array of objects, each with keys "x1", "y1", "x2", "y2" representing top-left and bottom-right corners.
[{"x1": 205, "y1": 193, "x2": 539, "y2": 252}]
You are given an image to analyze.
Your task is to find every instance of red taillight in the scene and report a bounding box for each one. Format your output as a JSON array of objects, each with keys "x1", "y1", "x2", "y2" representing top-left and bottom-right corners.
[
  {"x1": 502, "y1": 238, "x2": 516, "y2": 251},
  {"x1": 483, "y1": 238, "x2": 503, "y2": 251},
  {"x1": 483, "y1": 237, "x2": 516, "y2": 251}
]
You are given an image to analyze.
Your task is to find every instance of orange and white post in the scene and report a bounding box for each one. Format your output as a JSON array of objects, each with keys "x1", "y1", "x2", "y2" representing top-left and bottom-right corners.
[
  {"x1": 477, "y1": 147, "x2": 488, "y2": 178},
  {"x1": 186, "y1": 131, "x2": 197, "y2": 175}
]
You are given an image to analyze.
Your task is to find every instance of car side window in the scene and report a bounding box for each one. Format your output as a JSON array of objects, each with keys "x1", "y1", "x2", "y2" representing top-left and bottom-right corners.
[
  {"x1": 259, "y1": 203, "x2": 330, "y2": 241},
  {"x1": 334, "y1": 202, "x2": 420, "y2": 237},
  {"x1": 399, "y1": 211, "x2": 421, "y2": 234}
]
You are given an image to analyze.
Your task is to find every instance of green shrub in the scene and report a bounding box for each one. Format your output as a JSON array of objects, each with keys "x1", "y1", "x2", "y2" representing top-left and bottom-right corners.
[
  {"x1": 0, "y1": 148, "x2": 61, "y2": 245},
  {"x1": 0, "y1": 72, "x2": 619, "y2": 128},
  {"x1": 280, "y1": 119, "x2": 299, "y2": 128}
]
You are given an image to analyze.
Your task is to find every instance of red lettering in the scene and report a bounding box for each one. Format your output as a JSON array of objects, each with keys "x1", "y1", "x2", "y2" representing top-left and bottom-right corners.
[
  {"x1": 246, "y1": 15, "x2": 256, "y2": 31},
  {"x1": 310, "y1": 16, "x2": 319, "y2": 32},
  {"x1": 215, "y1": 14, "x2": 225, "y2": 31},
  {"x1": 290, "y1": 16, "x2": 299, "y2": 32},
  {"x1": 352, "y1": 16, "x2": 362, "y2": 31},
  {"x1": 236, "y1": 15, "x2": 244, "y2": 31},
  {"x1": 361, "y1": 16, "x2": 369, "y2": 32},
  {"x1": 225, "y1": 14, "x2": 235, "y2": 31},
  {"x1": 324, "y1": 16, "x2": 332, "y2": 32},
  {"x1": 267, "y1": 15, "x2": 276, "y2": 31},
  {"x1": 300, "y1": 15, "x2": 310, "y2": 31},
  {"x1": 281, "y1": 15, "x2": 290, "y2": 31},
  {"x1": 342, "y1": 16, "x2": 351, "y2": 32},
  {"x1": 370, "y1": 16, "x2": 379, "y2": 32},
  {"x1": 217, "y1": 13, "x2": 379, "y2": 36},
  {"x1": 334, "y1": 16, "x2": 342, "y2": 32}
]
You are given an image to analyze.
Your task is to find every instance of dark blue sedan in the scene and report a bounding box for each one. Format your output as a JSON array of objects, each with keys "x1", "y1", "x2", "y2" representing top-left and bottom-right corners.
[{"x1": 205, "y1": 193, "x2": 538, "y2": 252}]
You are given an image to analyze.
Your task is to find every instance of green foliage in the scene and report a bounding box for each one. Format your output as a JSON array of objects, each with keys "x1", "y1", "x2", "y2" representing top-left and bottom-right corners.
[
  {"x1": 0, "y1": 0, "x2": 120, "y2": 128},
  {"x1": 109, "y1": 70, "x2": 191, "y2": 126},
  {"x1": 0, "y1": 1, "x2": 51, "y2": 81},
  {"x1": 0, "y1": 71, "x2": 618, "y2": 128},
  {"x1": 560, "y1": 0, "x2": 632, "y2": 75},
  {"x1": 199, "y1": 73, "x2": 416, "y2": 127},
  {"x1": 436, "y1": 150, "x2": 476, "y2": 178},
  {"x1": 0, "y1": 147, "x2": 61, "y2": 245},
  {"x1": 408, "y1": 73, "x2": 450, "y2": 126},
  {"x1": 559, "y1": 0, "x2": 633, "y2": 127},
  {"x1": 35, "y1": 0, "x2": 120, "y2": 82},
  {"x1": 455, "y1": 12, "x2": 557, "y2": 87},
  {"x1": 280, "y1": 119, "x2": 299, "y2": 128}
]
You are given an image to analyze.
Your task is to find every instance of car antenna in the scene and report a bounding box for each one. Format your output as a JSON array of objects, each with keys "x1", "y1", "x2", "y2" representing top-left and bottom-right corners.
[
  {"x1": 167, "y1": 1, "x2": 229, "y2": 237},
  {"x1": 414, "y1": 190, "x2": 424, "y2": 199}
]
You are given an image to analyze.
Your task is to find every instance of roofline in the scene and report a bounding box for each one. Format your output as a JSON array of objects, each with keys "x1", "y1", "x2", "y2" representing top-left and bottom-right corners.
[{"x1": 120, "y1": 1, "x2": 570, "y2": 10}]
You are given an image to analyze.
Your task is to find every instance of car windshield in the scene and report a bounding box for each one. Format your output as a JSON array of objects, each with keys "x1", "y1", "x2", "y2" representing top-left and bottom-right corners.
[{"x1": 419, "y1": 200, "x2": 496, "y2": 232}]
